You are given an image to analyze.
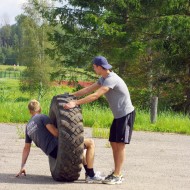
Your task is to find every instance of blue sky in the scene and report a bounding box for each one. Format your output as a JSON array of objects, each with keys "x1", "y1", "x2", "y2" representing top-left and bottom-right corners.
[
  {"x1": 0, "y1": 0, "x2": 27, "y2": 25},
  {"x1": 0, "y1": 0, "x2": 66, "y2": 25}
]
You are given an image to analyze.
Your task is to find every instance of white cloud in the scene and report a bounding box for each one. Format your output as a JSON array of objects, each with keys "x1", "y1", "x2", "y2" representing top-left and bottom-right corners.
[{"x1": 0, "y1": 0, "x2": 27, "y2": 25}]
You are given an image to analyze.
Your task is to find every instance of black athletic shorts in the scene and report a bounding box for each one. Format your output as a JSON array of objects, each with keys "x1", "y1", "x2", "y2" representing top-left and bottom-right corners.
[
  {"x1": 109, "y1": 110, "x2": 135, "y2": 144},
  {"x1": 49, "y1": 146, "x2": 58, "y2": 159}
]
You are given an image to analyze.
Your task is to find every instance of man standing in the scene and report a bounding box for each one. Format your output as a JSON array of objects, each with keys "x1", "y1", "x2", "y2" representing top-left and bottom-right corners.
[{"x1": 64, "y1": 56, "x2": 135, "y2": 185}]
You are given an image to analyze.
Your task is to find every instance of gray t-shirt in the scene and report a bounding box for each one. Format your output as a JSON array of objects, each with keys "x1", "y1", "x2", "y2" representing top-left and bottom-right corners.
[
  {"x1": 25, "y1": 114, "x2": 58, "y2": 155},
  {"x1": 98, "y1": 72, "x2": 134, "y2": 119}
]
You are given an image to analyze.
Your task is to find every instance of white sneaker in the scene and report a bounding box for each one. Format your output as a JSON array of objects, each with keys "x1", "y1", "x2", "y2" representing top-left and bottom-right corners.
[
  {"x1": 102, "y1": 172, "x2": 124, "y2": 185},
  {"x1": 85, "y1": 171, "x2": 105, "y2": 183}
]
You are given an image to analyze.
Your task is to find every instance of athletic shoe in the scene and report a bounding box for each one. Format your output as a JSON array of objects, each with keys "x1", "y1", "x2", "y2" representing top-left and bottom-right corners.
[
  {"x1": 102, "y1": 172, "x2": 123, "y2": 185},
  {"x1": 85, "y1": 171, "x2": 105, "y2": 183}
]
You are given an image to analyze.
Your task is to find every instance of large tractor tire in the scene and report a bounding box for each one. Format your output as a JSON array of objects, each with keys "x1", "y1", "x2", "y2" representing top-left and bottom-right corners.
[{"x1": 48, "y1": 93, "x2": 84, "y2": 182}]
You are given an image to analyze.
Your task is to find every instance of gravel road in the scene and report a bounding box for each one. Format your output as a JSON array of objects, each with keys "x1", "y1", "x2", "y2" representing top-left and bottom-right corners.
[{"x1": 0, "y1": 123, "x2": 190, "y2": 190}]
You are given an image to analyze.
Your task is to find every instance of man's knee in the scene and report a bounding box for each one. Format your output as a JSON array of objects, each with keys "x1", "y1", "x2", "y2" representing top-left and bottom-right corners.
[
  {"x1": 111, "y1": 142, "x2": 125, "y2": 150},
  {"x1": 89, "y1": 139, "x2": 95, "y2": 148},
  {"x1": 84, "y1": 138, "x2": 95, "y2": 149}
]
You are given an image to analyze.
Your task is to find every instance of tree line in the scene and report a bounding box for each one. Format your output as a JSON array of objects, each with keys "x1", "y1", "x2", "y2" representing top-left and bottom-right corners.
[{"x1": 0, "y1": 0, "x2": 190, "y2": 113}]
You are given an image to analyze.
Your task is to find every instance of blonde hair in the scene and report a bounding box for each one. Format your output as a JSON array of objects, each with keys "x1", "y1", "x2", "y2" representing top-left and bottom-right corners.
[{"x1": 28, "y1": 99, "x2": 41, "y2": 112}]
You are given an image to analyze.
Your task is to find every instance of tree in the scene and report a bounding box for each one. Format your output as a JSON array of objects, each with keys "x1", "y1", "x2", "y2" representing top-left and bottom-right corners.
[
  {"x1": 17, "y1": 1, "x2": 53, "y2": 100},
  {"x1": 41, "y1": 0, "x2": 190, "y2": 112},
  {"x1": 0, "y1": 24, "x2": 17, "y2": 65},
  {"x1": 138, "y1": 0, "x2": 190, "y2": 112}
]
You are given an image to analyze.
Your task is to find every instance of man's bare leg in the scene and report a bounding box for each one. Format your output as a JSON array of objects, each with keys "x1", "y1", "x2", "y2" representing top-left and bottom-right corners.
[
  {"x1": 110, "y1": 142, "x2": 125, "y2": 176},
  {"x1": 83, "y1": 138, "x2": 95, "y2": 178},
  {"x1": 83, "y1": 138, "x2": 103, "y2": 183},
  {"x1": 84, "y1": 138, "x2": 95, "y2": 168}
]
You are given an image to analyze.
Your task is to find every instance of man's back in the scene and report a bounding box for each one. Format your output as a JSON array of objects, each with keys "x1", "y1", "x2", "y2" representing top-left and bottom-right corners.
[{"x1": 25, "y1": 114, "x2": 58, "y2": 155}]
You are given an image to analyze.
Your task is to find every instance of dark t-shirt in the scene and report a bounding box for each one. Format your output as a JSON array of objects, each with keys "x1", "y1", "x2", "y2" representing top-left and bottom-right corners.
[{"x1": 25, "y1": 114, "x2": 58, "y2": 155}]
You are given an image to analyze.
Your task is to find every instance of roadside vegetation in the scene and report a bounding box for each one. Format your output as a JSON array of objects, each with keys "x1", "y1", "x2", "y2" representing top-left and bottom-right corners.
[
  {"x1": 0, "y1": 65, "x2": 25, "y2": 71},
  {"x1": 1, "y1": 78, "x2": 190, "y2": 138},
  {"x1": 1, "y1": 1, "x2": 190, "y2": 139}
]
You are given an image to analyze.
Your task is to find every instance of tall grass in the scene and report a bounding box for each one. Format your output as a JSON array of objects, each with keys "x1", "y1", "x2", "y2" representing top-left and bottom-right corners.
[
  {"x1": 0, "y1": 78, "x2": 190, "y2": 136},
  {"x1": 135, "y1": 109, "x2": 190, "y2": 134},
  {"x1": 90, "y1": 108, "x2": 190, "y2": 138},
  {"x1": 0, "y1": 78, "x2": 72, "y2": 122},
  {"x1": 82, "y1": 104, "x2": 112, "y2": 128},
  {"x1": 0, "y1": 65, "x2": 26, "y2": 71}
]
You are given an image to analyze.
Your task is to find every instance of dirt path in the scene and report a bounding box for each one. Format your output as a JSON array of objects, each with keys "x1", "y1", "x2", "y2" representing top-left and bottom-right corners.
[{"x1": 0, "y1": 123, "x2": 190, "y2": 190}]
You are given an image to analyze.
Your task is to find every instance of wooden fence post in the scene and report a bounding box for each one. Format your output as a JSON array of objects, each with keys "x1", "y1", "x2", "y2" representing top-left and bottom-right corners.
[{"x1": 150, "y1": 96, "x2": 158, "y2": 123}]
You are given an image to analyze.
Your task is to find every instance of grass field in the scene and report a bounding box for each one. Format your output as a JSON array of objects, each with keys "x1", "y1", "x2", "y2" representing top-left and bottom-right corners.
[
  {"x1": 0, "y1": 65, "x2": 25, "y2": 79},
  {"x1": 0, "y1": 64, "x2": 98, "y2": 82},
  {"x1": 0, "y1": 65, "x2": 25, "y2": 71},
  {"x1": 0, "y1": 78, "x2": 190, "y2": 138}
]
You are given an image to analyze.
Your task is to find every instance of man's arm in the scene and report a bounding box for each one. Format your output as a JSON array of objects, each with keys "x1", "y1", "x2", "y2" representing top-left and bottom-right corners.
[
  {"x1": 64, "y1": 86, "x2": 109, "y2": 109},
  {"x1": 16, "y1": 143, "x2": 31, "y2": 177},
  {"x1": 71, "y1": 82, "x2": 100, "y2": 97},
  {"x1": 46, "y1": 124, "x2": 58, "y2": 137}
]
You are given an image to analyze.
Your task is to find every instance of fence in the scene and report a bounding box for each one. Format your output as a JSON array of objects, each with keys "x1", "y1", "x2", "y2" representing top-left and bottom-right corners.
[
  {"x1": 0, "y1": 70, "x2": 22, "y2": 79},
  {"x1": 0, "y1": 68, "x2": 98, "y2": 82}
]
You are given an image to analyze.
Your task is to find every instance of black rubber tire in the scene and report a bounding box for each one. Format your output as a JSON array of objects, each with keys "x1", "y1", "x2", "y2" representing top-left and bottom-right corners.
[{"x1": 48, "y1": 93, "x2": 84, "y2": 182}]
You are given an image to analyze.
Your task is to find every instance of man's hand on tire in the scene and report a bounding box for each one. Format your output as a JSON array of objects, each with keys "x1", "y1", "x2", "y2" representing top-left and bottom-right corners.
[{"x1": 64, "y1": 101, "x2": 77, "y2": 109}]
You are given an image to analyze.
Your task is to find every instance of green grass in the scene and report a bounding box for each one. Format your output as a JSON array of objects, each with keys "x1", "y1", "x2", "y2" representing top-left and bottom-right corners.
[
  {"x1": 135, "y1": 109, "x2": 190, "y2": 134},
  {"x1": 0, "y1": 78, "x2": 73, "y2": 122},
  {"x1": 91, "y1": 109, "x2": 190, "y2": 138},
  {"x1": 0, "y1": 78, "x2": 190, "y2": 137},
  {"x1": 82, "y1": 104, "x2": 112, "y2": 128},
  {"x1": 0, "y1": 65, "x2": 25, "y2": 71},
  {"x1": 16, "y1": 125, "x2": 25, "y2": 139},
  {"x1": 0, "y1": 64, "x2": 97, "y2": 81}
]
